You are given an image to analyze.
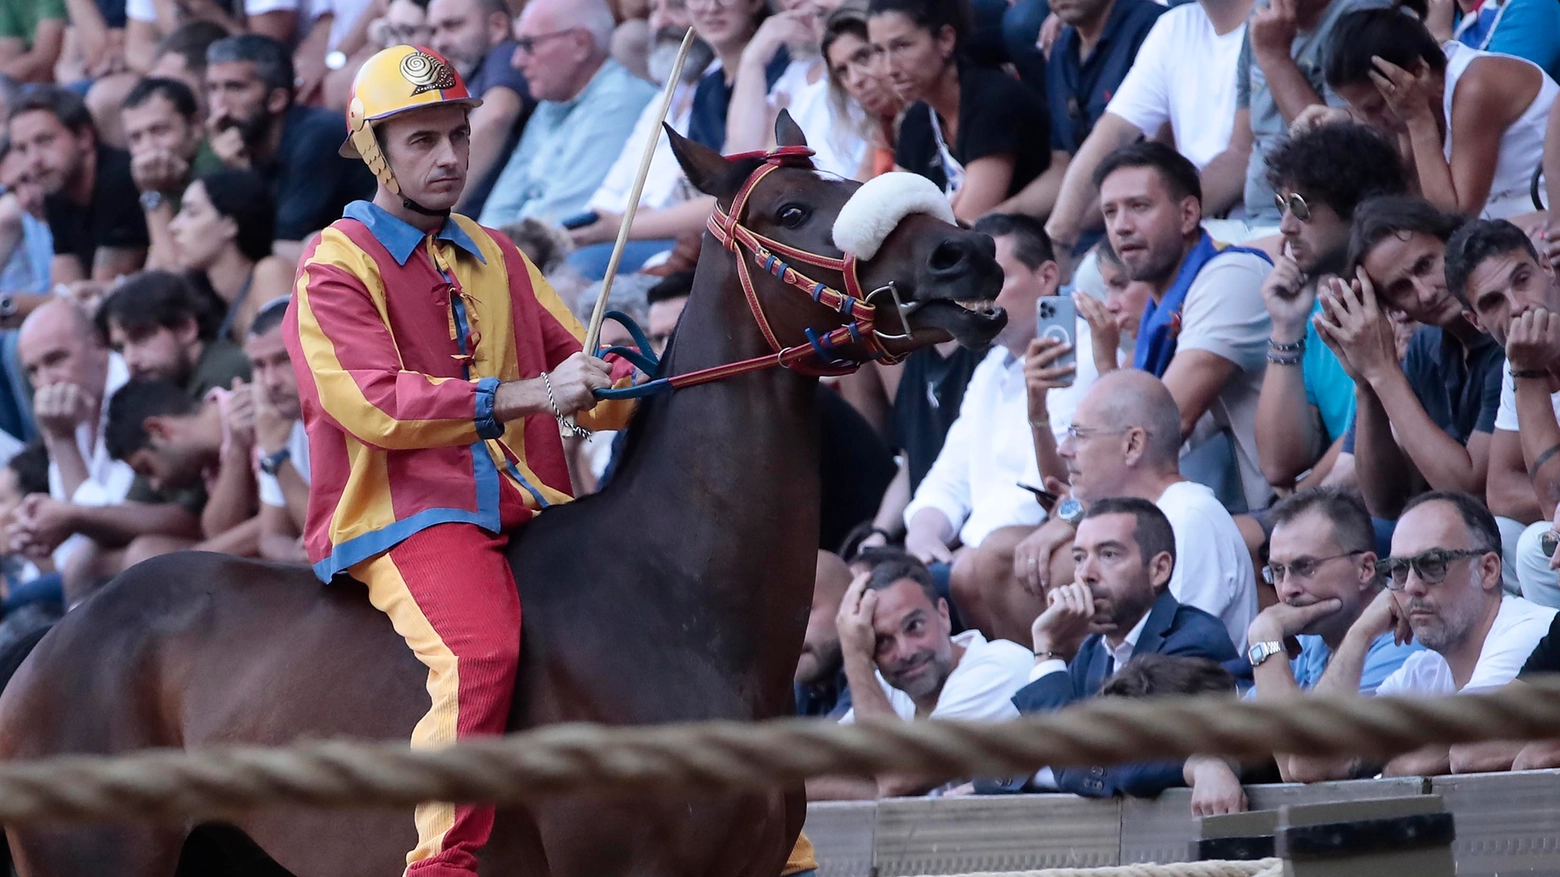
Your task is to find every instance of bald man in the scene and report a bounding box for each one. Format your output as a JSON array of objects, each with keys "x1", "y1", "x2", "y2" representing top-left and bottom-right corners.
[
  {"x1": 796, "y1": 550, "x2": 856, "y2": 717},
  {"x1": 477, "y1": 0, "x2": 656, "y2": 226},
  {"x1": 963, "y1": 370, "x2": 1257, "y2": 652}
]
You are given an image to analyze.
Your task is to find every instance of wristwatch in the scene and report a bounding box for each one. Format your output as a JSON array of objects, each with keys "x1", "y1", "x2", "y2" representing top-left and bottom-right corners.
[
  {"x1": 0, "y1": 293, "x2": 16, "y2": 320},
  {"x1": 139, "y1": 190, "x2": 165, "y2": 212},
  {"x1": 1247, "y1": 640, "x2": 1286, "y2": 668},
  {"x1": 1054, "y1": 496, "x2": 1084, "y2": 526},
  {"x1": 259, "y1": 447, "x2": 291, "y2": 477}
]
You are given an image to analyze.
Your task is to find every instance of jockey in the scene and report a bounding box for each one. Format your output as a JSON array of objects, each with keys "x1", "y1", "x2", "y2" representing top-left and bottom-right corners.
[{"x1": 282, "y1": 45, "x2": 631, "y2": 877}]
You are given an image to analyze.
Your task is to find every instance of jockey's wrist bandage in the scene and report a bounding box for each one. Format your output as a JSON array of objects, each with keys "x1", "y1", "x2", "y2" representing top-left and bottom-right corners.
[{"x1": 540, "y1": 371, "x2": 592, "y2": 438}]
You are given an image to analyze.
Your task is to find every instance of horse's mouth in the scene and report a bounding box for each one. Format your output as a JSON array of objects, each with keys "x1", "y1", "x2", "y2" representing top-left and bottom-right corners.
[{"x1": 904, "y1": 298, "x2": 1008, "y2": 347}]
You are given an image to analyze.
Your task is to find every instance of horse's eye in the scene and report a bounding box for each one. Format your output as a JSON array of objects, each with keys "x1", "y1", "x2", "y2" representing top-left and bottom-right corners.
[{"x1": 777, "y1": 204, "x2": 809, "y2": 228}]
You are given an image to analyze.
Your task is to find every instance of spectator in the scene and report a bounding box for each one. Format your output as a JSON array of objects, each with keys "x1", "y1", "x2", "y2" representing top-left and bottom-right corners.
[
  {"x1": 996, "y1": 498, "x2": 1238, "y2": 796},
  {"x1": 1322, "y1": 9, "x2": 1557, "y2": 220},
  {"x1": 1041, "y1": 0, "x2": 1254, "y2": 261},
  {"x1": 867, "y1": 0, "x2": 1051, "y2": 221},
  {"x1": 1323, "y1": 491, "x2": 1555, "y2": 778},
  {"x1": 1010, "y1": 370, "x2": 1259, "y2": 651},
  {"x1": 727, "y1": 0, "x2": 867, "y2": 177},
  {"x1": 1434, "y1": 0, "x2": 1560, "y2": 81},
  {"x1": 0, "y1": 442, "x2": 56, "y2": 600},
  {"x1": 0, "y1": 135, "x2": 53, "y2": 300},
  {"x1": 1238, "y1": 0, "x2": 1391, "y2": 230},
  {"x1": 476, "y1": 0, "x2": 657, "y2": 227},
  {"x1": 0, "y1": 0, "x2": 66, "y2": 84},
  {"x1": 822, "y1": 2, "x2": 902, "y2": 181},
  {"x1": 645, "y1": 269, "x2": 691, "y2": 356},
  {"x1": 95, "y1": 270, "x2": 250, "y2": 391},
  {"x1": 1255, "y1": 122, "x2": 1407, "y2": 490},
  {"x1": 1450, "y1": 220, "x2": 1560, "y2": 608},
  {"x1": 429, "y1": 0, "x2": 534, "y2": 218},
  {"x1": 809, "y1": 551, "x2": 1033, "y2": 799},
  {"x1": 1095, "y1": 141, "x2": 1275, "y2": 513},
  {"x1": 796, "y1": 549, "x2": 857, "y2": 718},
  {"x1": 1317, "y1": 197, "x2": 1503, "y2": 521},
  {"x1": 10, "y1": 87, "x2": 148, "y2": 284},
  {"x1": 125, "y1": 0, "x2": 296, "y2": 65},
  {"x1": 204, "y1": 34, "x2": 375, "y2": 248},
  {"x1": 121, "y1": 78, "x2": 223, "y2": 271},
  {"x1": 169, "y1": 168, "x2": 292, "y2": 341},
  {"x1": 145, "y1": 21, "x2": 230, "y2": 116},
  {"x1": 243, "y1": 296, "x2": 306, "y2": 564},
  {"x1": 899, "y1": 214, "x2": 1069, "y2": 639},
  {"x1": 1074, "y1": 237, "x2": 1150, "y2": 378}
]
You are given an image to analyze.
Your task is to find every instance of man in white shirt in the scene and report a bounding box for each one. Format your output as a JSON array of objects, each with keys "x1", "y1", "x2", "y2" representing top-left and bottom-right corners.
[
  {"x1": 809, "y1": 552, "x2": 1033, "y2": 800},
  {"x1": 245, "y1": 298, "x2": 310, "y2": 564},
  {"x1": 1327, "y1": 490, "x2": 1555, "y2": 778}
]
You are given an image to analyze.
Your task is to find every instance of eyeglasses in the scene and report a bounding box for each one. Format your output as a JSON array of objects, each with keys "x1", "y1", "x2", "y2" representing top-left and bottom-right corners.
[
  {"x1": 1262, "y1": 550, "x2": 1368, "y2": 585},
  {"x1": 1064, "y1": 424, "x2": 1128, "y2": 442},
  {"x1": 514, "y1": 28, "x2": 580, "y2": 55},
  {"x1": 687, "y1": 0, "x2": 744, "y2": 9},
  {"x1": 1274, "y1": 191, "x2": 1312, "y2": 223},
  {"x1": 1374, "y1": 548, "x2": 1489, "y2": 590}
]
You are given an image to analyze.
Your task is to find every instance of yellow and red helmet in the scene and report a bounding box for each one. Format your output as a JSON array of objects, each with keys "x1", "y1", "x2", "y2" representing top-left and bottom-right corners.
[{"x1": 340, "y1": 45, "x2": 483, "y2": 193}]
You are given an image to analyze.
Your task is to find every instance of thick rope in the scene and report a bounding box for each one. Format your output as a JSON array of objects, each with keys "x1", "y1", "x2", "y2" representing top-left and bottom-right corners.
[
  {"x1": 932, "y1": 861, "x2": 1283, "y2": 877},
  {"x1": 4, "y1": 681, "x2": 1560, "y2": 824}
]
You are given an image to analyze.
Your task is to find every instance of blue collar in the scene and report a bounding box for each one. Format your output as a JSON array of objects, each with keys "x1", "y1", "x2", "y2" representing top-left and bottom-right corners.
[{"x1": 343, "y1": 200, "x2": 486, "y2": 266}]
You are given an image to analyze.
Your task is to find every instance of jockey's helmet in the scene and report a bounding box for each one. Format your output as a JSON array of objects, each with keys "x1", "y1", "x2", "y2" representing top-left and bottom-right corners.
[{"x1": 339, "y1": 44, "x2": 483, "y2": 196}]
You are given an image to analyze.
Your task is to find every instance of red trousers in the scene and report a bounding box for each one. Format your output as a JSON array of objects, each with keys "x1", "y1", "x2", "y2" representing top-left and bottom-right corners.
[{"x1": 352, "y1": 501, "x2": 526, "y2": 876}]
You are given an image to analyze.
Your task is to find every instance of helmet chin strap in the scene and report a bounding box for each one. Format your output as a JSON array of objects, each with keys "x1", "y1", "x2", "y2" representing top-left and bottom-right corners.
[{"x1": 400, "y1": 195, "x2": 451, "y2": 218}]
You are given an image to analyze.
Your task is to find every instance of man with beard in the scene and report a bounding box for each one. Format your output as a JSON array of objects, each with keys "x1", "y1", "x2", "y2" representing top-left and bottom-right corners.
[
  {"x1": 204, "y1": 34, "x2": 374, "y2": 250},
  {"x1": 245, "y1": 297, "x2": 310, "y2": 564},
  {"x1": 1255, "y1": 123, "x2": 1406, "y2": 491},
  {"x1": 795, "y1": 550, "x2": 856, "y2": 718},
  {"x1": 8, "y1": 87, "x2": 147, "y2": 284},
  {"x1": 809, "y1": 551, "x2": 1033, "y2": 800},
  {"x1": 428, "y1": 0, "x2": 533, "y2": 218},
  {"x1": 95, "y1": 271, "x2": 250, "y2": 394},
  {"x1": 1093, "y1": 141, "x2": 1274, "y2": 513},
  {"x1": 121, "y1": 78, "x2": 224, "y2": 271}
]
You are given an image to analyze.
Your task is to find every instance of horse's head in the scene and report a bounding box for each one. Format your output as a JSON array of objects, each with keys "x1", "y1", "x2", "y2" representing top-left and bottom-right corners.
[{"x1": 667, "y1": 112, "x2": 1005, "y2": 364}]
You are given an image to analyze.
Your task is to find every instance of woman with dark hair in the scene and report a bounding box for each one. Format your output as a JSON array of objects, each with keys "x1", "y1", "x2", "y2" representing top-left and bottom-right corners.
[
  {"x1": 823, "y1": 3, "x2": 904, "y2": 180},
  {"x1": 867, "y1": 0, "x2": 1050, "y2": 221},
  {"x1": 169, "y1": 168, "x2": 294, "y2": 341},
  {"x1": 1321, "y1": 7, "x2": 1556, "y2": 219}
]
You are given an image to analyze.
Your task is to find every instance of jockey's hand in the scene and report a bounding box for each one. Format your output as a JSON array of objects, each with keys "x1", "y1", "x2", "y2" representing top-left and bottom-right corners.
[{"x1": 545, "y1": 353, "x2": 614, "y2": 415}]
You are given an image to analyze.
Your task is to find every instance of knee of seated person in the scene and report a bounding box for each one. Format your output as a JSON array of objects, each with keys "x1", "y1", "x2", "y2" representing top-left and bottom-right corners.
[{"x1": 948, "y1": 551, "x2": 985, "y2": 613}]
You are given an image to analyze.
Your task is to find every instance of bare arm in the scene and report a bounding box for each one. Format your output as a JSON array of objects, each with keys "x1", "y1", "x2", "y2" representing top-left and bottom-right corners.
[
  {"x1": 142, "y1": 202, "x2": 180, "y2": 271},
  {"x1": 869, "y1": 462, "x2": 911, "y2": 540},
  {"x1": 1161, "y1": 349, "x2": 1238, "y2": 439},
  {"x1": 1255, "y1": 277, "x2": 1322, "y2": 487},
  {"x1": 124, "y1": 18, "x2": 162, "y2": 73},
  {"x1": 194, "y1": 515, "x2": 260, "y2": 556},
  {"x1": 1546, "y1": 99, "x2": 1560, "y2": 214},
  {"x1": 92, "y1": 247, "x2": 147, "y2": 282},
  {"x1": 950, "y1": 155, "x2": 1015, "y2": 223},
  {"x1": 994, "y1": 151, "x2": 1070, "y2": 218},
  {"x1": 1367, "y1": 366, "x2": 1490, "y2": 500},
  {"x1": 1297, "y1": 436, "x2": 1347, "y2": 489},
  {"x1": 0, "y1": 19, "x2": 66, "y2": 83},
  {"x1": 258, "y1": 501, "x2": 306, "y2": 562},
  {"x1": 1044, "y1": 112, "x2": 1137, "y2": 248},
  {"x1": 1488, "y1": 428, "x2": 1543, "y2": 523},
  {"x1": 457, "y1": 87, "x2": 525, "y2": 215},
  {"x1": 201, "y1": 445, "x2": 258, "y2": 540},
  {"x1": 1200, "y1": 108, "x2": 1253, "y2": 218},
  {"x1": 1449, "y1": 739, "x2": 1526, "y2": 774},
  {"x1": 1382, "y1": 746, "x2": 1450, "y2": 778},
  {"x1": 69, "y1": 501, "x2": 203, "y2": 545},
  {"x1": 1351, "y1": 383, "x2": 1419, "y2": 518},
  {"x1": 246, "y1": 10, "x2": 298, "y2": 43},
  {"x1": 50, "y1": 254, "x2": 84, "y2": 286},
  {"x1": 1282, "y1": 616, "x2": 1385, "y2": 782},
  {"x1": 64, "y1": 0, "x2": 112, "y2": 70},
  {"x1": 1513, "y1": 373, "x2": 1560, "y2": 520},
  {"x1": 1396, "y1": 58, "x2": 1536, "y2": 215}
]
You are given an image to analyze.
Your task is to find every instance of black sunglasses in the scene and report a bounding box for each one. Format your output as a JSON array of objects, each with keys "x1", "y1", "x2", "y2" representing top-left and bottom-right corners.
[
  {"x1": 1374, "y1": 548, "x2": 1488, "y2": 589},
  {"x1": 1274, "y1": 191, "x2": 1311, "y2": 223}
]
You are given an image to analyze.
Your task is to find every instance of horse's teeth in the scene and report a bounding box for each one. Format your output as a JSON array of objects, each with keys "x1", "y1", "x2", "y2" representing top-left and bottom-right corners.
[{"x1": 956, "y1": 299, "x2": 994, "y2": 312}]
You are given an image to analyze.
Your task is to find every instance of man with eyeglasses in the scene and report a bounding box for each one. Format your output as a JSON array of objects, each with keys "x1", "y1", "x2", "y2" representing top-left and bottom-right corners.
[
  {"x1": 476, "y1": 0, "x2": 656, "y2": 227},
  {"x1": 1254, "y1": 122, "x2": 1406, "y2": 492}
]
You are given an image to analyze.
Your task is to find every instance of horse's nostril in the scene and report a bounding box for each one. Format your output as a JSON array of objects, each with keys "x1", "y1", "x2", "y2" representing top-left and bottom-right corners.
[{"x1": 929, "y1": 240, "x2": 969, "y2": 274}]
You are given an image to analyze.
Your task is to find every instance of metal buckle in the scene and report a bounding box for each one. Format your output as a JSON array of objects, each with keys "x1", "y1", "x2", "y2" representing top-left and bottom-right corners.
[{"x1": 864, "y1": 283, "x2": 914, "y2": 341}]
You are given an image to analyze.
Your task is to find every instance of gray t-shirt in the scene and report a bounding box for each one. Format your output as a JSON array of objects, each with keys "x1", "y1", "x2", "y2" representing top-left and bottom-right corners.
[{"x1": 1237, "y1": 0, "x2": 1391, "y2": 219}]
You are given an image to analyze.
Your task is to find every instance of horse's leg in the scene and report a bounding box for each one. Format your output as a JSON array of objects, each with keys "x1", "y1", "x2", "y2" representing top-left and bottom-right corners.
[{"x1": 8, "y1": 824, "x2": 184, "y2": 877}]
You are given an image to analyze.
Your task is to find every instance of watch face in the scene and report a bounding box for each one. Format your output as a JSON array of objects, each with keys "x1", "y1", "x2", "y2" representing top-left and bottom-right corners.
[
  {"x1": 1543, "y1": 530, "x2": 1560, "y2": 559},
  {"x1": 1057, "y1": 497, "x2": 1083, "y2": 522}
]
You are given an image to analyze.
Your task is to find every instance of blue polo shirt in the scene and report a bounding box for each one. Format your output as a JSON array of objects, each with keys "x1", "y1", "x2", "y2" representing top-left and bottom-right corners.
[
  {"x1": 1046, "y1": 0, "x2": 1165, "y2": 154},
  {"x1": 1292, "y1": 632, "x2": 1422, "y2": 695},
  {"x1": 1343, "y1": 323, "x2": 1504, "y2": 453}
]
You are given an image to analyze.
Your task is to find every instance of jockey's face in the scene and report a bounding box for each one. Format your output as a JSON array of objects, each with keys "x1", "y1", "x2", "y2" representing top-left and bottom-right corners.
[{"x1": 379, "y1": 104, "x2": 471, "y2": 213}]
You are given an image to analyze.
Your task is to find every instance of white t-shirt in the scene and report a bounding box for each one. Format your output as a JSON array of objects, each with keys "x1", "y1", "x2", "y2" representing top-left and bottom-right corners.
[
  {"x1": 587, "y1": 70, "x2": 710, "y2": 216},
  {"x1": 1376, "y1": 595, "x2": 1556, "y2": 695},
  {"x1": 49, "y1": 353, "x2": 135, "y2": 571},
  {"x1": 257, "y1": 419, "x2": 311, "y2": 508},
  {"x1": 839, "y1": 630, "x2": 1033, "y2": 723},
  {"x1": 767, "y1": 58, "x2": 866, "y2": 179},
  {"x1": 1103, "y1": 4, "x2": 1247, "y2": 169},
  {"x1": 1155, "y1": 480, "x2": 1258, "y2": 651},
  {"x1": 1492, "y1": 366, "x2": 1560, "y2": 433}
]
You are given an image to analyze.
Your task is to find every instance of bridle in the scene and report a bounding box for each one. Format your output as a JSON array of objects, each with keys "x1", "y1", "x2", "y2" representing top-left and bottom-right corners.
[{"x1": 596, "y1": 146, "x2": 910, "y2": 401}]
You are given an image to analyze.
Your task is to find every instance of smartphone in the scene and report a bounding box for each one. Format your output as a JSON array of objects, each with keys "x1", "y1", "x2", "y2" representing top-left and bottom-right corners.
[
  {"x1": 1036, "y1": 296, "x2": 1077, "y2": 386},
  {"x1": 560, "y1": 211, "x2": 600, "y2": 230}
]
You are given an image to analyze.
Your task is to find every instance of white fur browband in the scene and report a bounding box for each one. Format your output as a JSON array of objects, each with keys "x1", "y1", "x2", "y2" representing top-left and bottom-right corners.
[{"x1": 831, "y1": 172, "x2": 956, "y2": 262}]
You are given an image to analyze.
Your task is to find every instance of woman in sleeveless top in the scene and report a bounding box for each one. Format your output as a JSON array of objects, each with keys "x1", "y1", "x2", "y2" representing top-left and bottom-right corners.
[
  {"x1": 168, "y1": 169, "x2": 294, "y2": 341},
  {"x1": 1325, "y1": 8, "x2": 1556, "y2": 220},
  {"x1": 823, "y1": 4, "x2": 904, "y2": 182}
]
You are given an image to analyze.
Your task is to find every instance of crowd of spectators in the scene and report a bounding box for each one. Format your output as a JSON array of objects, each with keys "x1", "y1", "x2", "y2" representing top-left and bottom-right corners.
[{"x1": 0, "y1": 0, "x2": 1555, "y2": 833}]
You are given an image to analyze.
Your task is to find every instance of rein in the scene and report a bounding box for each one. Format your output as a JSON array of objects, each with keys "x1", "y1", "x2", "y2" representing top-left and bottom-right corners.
[{"x1": 595, "y1": 146, "x2": 904, "y2": 402}]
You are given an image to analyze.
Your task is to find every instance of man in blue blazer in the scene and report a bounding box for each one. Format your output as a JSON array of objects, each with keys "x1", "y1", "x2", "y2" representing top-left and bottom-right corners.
[{"x1": 985, "y1": 496, "x2": 1238, "y2": 797}]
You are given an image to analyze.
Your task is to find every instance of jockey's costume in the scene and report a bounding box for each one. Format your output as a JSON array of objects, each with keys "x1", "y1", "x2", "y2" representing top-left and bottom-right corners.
[{"x1": 283, "y1": 45, "x2": 630, "y2": 876}]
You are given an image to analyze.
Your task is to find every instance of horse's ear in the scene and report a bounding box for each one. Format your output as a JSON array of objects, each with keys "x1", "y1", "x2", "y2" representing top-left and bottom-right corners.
[
  {"x1": 667, "y1": 122, "x2": 739, "y2": 200},
  {"x1": 775, "y1": 109, "x2": 807, "y2": 149}
]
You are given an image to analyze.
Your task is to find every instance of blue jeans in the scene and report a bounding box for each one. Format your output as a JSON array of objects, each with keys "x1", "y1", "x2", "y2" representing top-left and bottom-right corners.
[{"x1": 566, "y1": 239, "x2": 678, "y2": 281}]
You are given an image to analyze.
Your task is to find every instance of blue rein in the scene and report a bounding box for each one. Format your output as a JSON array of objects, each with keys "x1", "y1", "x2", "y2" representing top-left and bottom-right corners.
[{"x1": 593, "y1": 310, "x2": 675, "y2": 401}]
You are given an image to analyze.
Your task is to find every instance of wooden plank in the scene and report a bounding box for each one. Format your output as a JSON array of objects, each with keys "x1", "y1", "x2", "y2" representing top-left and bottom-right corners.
[
  {"x1": 805, "y1": 801, "x2": 876, "y2": 877},
  {"x1": 1277, "y1": 796, "x2": 1453, "y2": 877},
  {"x1": 1119, "y1": 778, "x2": 1429, "y2": 865},
  {"x1": 1432, "y1": 769, "x2": 1560, "y2": 877},
  {"x1": 871, "y1": 794, "x2": 1121, "y2": 876}
]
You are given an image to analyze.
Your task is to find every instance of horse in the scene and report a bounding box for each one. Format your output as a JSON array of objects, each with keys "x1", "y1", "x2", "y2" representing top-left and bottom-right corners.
[{"x1": 0, "y1": 113, "x2": 1006, "y2": 877}]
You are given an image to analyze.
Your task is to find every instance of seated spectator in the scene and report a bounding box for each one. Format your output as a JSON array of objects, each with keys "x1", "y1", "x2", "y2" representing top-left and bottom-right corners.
[
  {"x1": 1255, "y1": 123, "x2": 1407, "y2": 491},
  {"x1": 0, "y1": 442, "x2": 58, "y2": 610},
  {"x1": 145, "y1": 21, "x2": 229, "y2": 116},
  {"x1": 808, "y1": 551, "x2": 1033, "y2": 800},
  {"x1": 867, "y1": 0, "x2": 1051, "y2": 222},
  {"x1": 204, "y1": 34, "x2": 375, "y2": 249},
  {"x1": 646, "y1": 269, "x2": 692, "y2": 356},
  {"x1": 243, "y1": 296, "x2": 308, "y2": 564},
  {"x1": 1042, "y1": 0, "x2": 1252, "y2": 260},
  {"x1": 1449, "y1": 220, "x2": 1560, "y2": 608},
  {"x1": 429, "y1": 0, "x2": 534, "y2": 218},
  {"x1": 0, "y1": 135, "x2": 54, "y2": 300},
  {"x1": 1073, "y1": 237, "x2": 1149, "y2": 379},
  {"x1": 1005, "y1": 371, "x2": 1259, "y2": 651},
  {"x1": 121, "y1": 78, "x2": 223, "y2": 270},
  {"x1": 822, "y1": 2, "x2": 902, "y2": 182},
  {"x1": 477, "y1": 0, "x2": 657, "y2": 227},
  {"x1": 995, "y1": 498, "x2": 1237, "y2": 796},
  {"x1": 0, "y1": 0, "x2": 66, "y2": 84},
  {"x1": 1095, "y1": 142, "x2": 1274, "y2": 513},
  {"x1": 170, "y1": 169, "x2": 292, "y2": 341},
  {"x1": 1323, "y1": 9, "x2": 1557, "y2": 219},
  {"x1": 1434, "y1": 0, "x2": 1560, "y2": 81},
  {"x1": 1317, "y1": 490, "x2": 1555, "y2": 778},
  {"x1": 1317, "y1": 197, "x2": 1503, "y2": 521},
  {"x1": 10, "y1": 87, "x2": 148, "y2": 284},
  {"x1": 95, "y1": 270, "x2": 250, "y2": 391},
  {"x1": 126, "y1": 0, "x2": 292, "y2": 75},
  {"x1": 796, "y1": 549, "x2": 857, "y2": 718}
]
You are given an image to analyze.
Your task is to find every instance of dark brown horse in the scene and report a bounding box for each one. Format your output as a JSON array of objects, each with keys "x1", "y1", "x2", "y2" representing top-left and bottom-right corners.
[{"x1": 0, "y1": 115, "x2": 1005, "y2": 877}]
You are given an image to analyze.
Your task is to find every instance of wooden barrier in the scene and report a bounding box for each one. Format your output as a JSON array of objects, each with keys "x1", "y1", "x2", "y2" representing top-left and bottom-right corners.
[{"x1": 805, "y1": 771, "x2": 1560, "y2": 877}]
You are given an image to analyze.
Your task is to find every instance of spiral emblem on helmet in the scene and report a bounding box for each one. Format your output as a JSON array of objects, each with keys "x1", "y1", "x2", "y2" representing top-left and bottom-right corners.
[{"x1": 399, "y1": 50, "x2": 456, "y2": 95}]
